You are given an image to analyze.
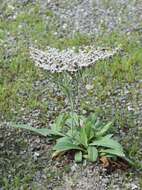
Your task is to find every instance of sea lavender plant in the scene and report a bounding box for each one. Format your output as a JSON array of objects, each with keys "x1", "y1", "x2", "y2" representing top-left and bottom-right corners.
[{"x1": 12, "y1": 45, "x2": 130, "y2": 164}]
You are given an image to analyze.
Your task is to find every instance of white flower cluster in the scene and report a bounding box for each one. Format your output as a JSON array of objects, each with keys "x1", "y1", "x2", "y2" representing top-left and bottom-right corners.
[{"x1": 30, "y1": 46, "x2": 119, "y2": 73}]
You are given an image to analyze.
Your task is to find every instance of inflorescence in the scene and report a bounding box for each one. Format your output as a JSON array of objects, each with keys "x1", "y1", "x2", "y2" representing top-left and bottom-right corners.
[{"x1": 30, "y1": 46, "x2": 119, "y2": 73}]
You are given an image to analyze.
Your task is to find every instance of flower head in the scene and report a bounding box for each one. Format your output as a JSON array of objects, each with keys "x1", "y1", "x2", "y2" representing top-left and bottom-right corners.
[{"x1": 30, "y1": 46, "x2": 119, "y2": 73}]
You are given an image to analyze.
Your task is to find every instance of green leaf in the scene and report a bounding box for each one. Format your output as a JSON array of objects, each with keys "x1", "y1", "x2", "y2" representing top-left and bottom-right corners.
[
  {"x1": 67, "y1": 130, "x2": 81, "y2": 145},
  {"x1": 66, "y1": 112, "x2": 80, "y2": 128},
  {"x1": 75, "y1": 151, "x2": 82, "y2": 162},
  {"x1": 52, "y1": 113, "x2": 67, "y2": 131},
  {"x1": 86, "y1": 113, "x2": 97, "y2": 125},
  {"x1": 96, "y1": 122, "x2": 112, "y2": 137},
  {"x1": 80, "y1": 127, "x2": 88, "y2": 147},
  {"x1": 84, "y1": 122, "x2": 93, "y2": 140},
  {"x1": 56, "y1": 136, "x2": 72, "y2": 144},
  {"x1": 93, "y1": 120, "x2": 102, "y2": 129},
  {"x1": 12, "y1": 124, "x2": 51, "y2": 137},
  {"x1": 90, "y1": 135, "x2": 123, "y2": 150},
  {"x1": 100, "y1": 148, "x2": 125, "y2": 158},
  {"x1": 53, "y1": 139, "x2": 83, "y2": 152},
  {"x1": 87, "y1": 146, "x2": 98, "y2": 162},
  {"x1": 50, "y1": 130, "x2": 65, "y2": 137}
]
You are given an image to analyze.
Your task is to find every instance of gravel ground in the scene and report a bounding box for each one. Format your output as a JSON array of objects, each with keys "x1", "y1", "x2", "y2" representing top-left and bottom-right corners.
[
  {"x1": 0, "y1": 0, "x2": 142, "y2": 189},
  {"x1": 2, "y1": 0, "x2": 142, "y2": 38},
  {"x1": 40, "y1": 0, "x2": 142, "y2": 37}
]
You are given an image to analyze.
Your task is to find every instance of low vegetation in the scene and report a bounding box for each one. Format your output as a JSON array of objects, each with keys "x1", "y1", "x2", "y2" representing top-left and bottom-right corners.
[
  {"x1": 13, "y1": 113, "x2": 126, "y2": 163},
  {"x1": 0, "y1": 1, "x2": 142, "y2": 189}
]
